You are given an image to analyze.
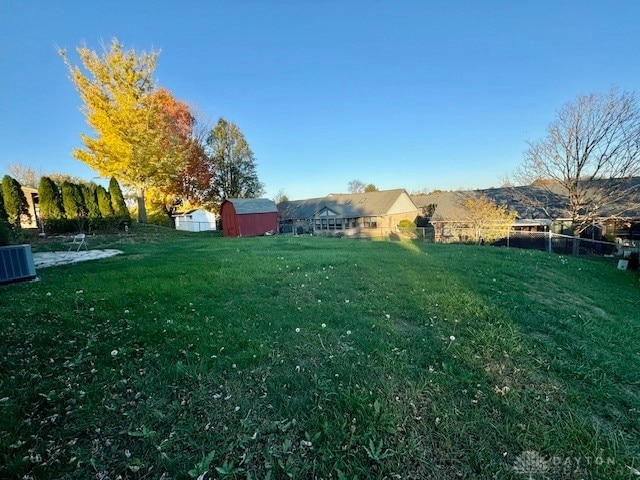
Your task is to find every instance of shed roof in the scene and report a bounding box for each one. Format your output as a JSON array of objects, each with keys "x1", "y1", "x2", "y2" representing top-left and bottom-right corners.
[
  {"x1": 224, "y1": 198, "x2": 278, "y2": 214},
  {"x1": 173, "y1": 209, "x2": 198, "y2": 217},
  {"x1": 278, "y1": 189, "x2": 412, "y2": 220},
  {"x1": 172, "y1": 208, "x2": 216, "y2": 217}
]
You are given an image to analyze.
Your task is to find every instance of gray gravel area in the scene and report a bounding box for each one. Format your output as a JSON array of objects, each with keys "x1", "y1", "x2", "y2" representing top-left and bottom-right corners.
[{"x1": 33, "y1": 250, "x2": 123, "y2": 269}]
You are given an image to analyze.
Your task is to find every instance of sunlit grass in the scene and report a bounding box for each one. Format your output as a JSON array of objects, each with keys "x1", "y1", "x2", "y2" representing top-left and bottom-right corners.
[{"x1": 1, "y1": 232, "x2": 638, "y2": 479}]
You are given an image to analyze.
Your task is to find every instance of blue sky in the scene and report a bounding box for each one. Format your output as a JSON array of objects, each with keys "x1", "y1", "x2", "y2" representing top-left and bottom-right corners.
[{"x1": 1, "y1": 1, "x2": 639, "y2": 200}]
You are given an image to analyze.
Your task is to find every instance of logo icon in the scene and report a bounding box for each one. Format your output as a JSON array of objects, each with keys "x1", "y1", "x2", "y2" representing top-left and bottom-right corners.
[{"x1": 513, "y1": 450, "x2": 550, "y2": 479}]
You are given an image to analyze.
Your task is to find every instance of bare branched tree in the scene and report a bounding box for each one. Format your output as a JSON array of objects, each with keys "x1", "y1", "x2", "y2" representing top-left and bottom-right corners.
[
  {"x1": 8, "y1": 164, "x2": 43, "y2": 188},
  {"x1": 347, "y1": 179, "x2": 365, "y2": 194},
  {"x1": 515, "y1": 88, "x2": 640, "y2": 235},
  {"x1": 273, "y1": 189, "x2": 289, "y2": 204}
]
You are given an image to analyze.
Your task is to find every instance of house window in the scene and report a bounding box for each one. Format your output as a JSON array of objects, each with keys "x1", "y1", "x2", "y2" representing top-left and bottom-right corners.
[
  {"x1": 363, "y1": 216, "x2": 377, "y2": 229},
  {"x1": 336, "y1": 218, "x2": 343, "y2": 229}
]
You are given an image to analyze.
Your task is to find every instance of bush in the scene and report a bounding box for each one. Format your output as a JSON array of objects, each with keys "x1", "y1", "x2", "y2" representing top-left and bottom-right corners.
[
  {"x1": 398, "y1": 219, "x2": 417, "y2": 238},
  {"x1": 0, "y1": 220, "x2": 12, "y2": 246},
  {"x1": 42, "y1": 218, "x2": 81, "y2": 235},
  {"x1": 41, "y1": 216, "x2": 127, "y2": 235},
  {"x1": 146, "y1": 210, "x2": 174, "y2": 228}
]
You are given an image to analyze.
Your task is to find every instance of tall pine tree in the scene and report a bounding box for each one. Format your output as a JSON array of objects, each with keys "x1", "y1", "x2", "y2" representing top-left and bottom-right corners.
[
  {"x1": 109, "y1": 177, "x2": 130, "y2": 220},
  {"x1": 38, "y1": 176, "x2": 66, "y2": 220},
  {"x1": 1, "y1": 175, "x2": 30, "y2": 228},
  {"x1": 0, "y1": 190, "x2": 10, "y2": 245},
  {"x1": 82, "y1": 183, "x2": 101, "y2": 220},
  {"x1": 96, "y1": 185, "x2": 114, "y2": 218},
  {"x1": 61, "y1": 181, "x2": 87, "y2": 232},
  {"x1": 0, "y1": 189, "x2": 8, "y2": 222}
]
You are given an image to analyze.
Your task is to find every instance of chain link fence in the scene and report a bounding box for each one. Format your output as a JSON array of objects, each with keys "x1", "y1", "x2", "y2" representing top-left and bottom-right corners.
[{"x1": 280, "y1": 224, "x2": 637, "y2": 259}]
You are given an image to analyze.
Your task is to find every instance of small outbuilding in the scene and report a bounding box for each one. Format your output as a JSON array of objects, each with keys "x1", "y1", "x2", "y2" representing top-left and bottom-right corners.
[
  {"x1": 173, "y1": 209, "x2": 218, "y2": 232},
  {"x1": 220, "y1": 198, "x2": 278, "y2": 237}
]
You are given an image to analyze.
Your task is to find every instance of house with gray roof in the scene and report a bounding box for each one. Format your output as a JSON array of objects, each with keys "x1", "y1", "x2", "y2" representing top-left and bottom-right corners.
[
  {"x1": 278, "y1": 189, "x2": 420, "y2": 237},
  {"x1": 411, "y1": 178, "x2": 640, "y2": 243}
]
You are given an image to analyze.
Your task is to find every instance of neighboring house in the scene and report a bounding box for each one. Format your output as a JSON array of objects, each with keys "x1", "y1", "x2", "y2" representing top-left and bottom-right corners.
[
  {"x1": 483, "y1": 180, "x2": 640, "y2": 241},
  {"x1": 173, "y1": 209, "x2": 217, "y2": 232},
  {"x1": 412, "y1": 190, "x2": 552, "y2": 243},
  {"x1": 278, "y1": 189, "x2": 420, "y2": 237},
  {"x1": 411, "y1": 179, "x2": 640, "y2": 243},
  {"x1": 220, "y1": 198, "x2": 278, "y2": 237},
  {"x1": 20, "y1": 186, "x2": 39, "y2": 229}
]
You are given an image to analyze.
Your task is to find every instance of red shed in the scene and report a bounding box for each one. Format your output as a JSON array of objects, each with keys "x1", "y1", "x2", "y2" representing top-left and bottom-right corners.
[{"x1": 220, "y1": 198, "x2": 278, "y2": 237}]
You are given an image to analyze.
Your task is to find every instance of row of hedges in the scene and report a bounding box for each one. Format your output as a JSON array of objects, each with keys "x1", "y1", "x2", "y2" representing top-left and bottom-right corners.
[{"x1": 40, "y1": 216, "x2": 130, "y2": 235}]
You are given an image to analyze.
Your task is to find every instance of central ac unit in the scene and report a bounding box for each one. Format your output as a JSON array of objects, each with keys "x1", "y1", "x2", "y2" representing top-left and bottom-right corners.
[{"x1": 0, "y1": 245, "x2": 37, "y2": 285}]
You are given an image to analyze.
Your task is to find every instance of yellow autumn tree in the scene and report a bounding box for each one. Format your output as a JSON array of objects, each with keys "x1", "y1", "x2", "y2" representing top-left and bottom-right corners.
[
  {"x1": 60, "y1": 38, "x2": 187, "y2": 222},
  {"x1": 461, "y1": 194, "x2": 516, "y2": 244}
]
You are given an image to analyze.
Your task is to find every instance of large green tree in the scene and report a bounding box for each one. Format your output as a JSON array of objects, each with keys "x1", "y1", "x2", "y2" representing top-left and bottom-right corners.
[
  {"x1": 60, "y1": 38, "x2": 188, "y2": 223},
  {"x1": 1, "y1": 175, "x2": 29, "y2": 228},
  {"x1": 206, "y1": 117, "x2": 263, "y2": 203}
]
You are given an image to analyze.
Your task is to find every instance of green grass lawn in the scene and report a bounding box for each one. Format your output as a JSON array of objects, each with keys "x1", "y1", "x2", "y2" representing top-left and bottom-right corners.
[{"x1": 1, "y1": 231, "x2": 639, "y2": 479}]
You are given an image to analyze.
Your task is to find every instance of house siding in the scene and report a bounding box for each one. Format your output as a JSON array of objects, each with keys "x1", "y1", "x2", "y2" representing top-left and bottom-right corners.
[{"x1": 387, "y1": 193, "x2": 420, "y2": 216}]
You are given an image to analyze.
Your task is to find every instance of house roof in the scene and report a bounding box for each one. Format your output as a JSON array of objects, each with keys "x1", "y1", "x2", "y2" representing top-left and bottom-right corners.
[
  {"x1": 411, "y1": 177, "x2": 640, "y2": 221},
  {"x1": 224, "y1": 198, "x2": 278, "y2": 214},
  {"x1": 278, "y1": 189, "x2": 412, "y2": 219}
]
